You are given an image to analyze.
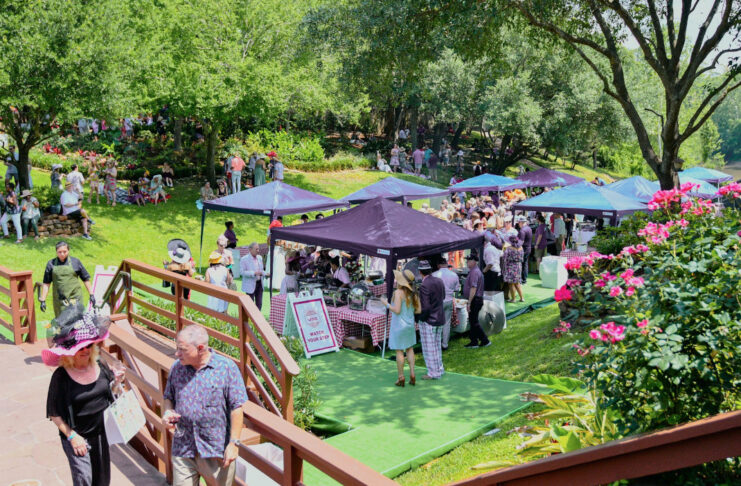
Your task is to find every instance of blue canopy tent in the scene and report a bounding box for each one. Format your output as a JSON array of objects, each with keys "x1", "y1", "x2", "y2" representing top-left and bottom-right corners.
[
  {"x1": 340, "y1": 176, "x2": 449, "y2": 204},
  {"x1": 680, "y1": 167, "x2": 733, "y2": 185},
  {"x1": 607, "y1": 176, "x2": 659, "y2": 203},
  {"x1": 678, "y1": 175, "x2": 722, "y2": 199},
  {"x1": 448, "y1": 173, "x2": 527, "y2": 194},
  {"x1": 513, "y1": 181, "x2": 647, "y2": 225},
  {"x1": 198, "y1": 181, "x2": 349, "y2": 293}
]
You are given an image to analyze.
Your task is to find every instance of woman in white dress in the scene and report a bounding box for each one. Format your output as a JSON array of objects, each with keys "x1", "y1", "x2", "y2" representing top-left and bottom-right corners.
[
  {"x1": 280, "y1": 253, "x2": 300, "y2": 295},
  {"x1": 389, "y1": 144, "x2": 400, "y2": 172},
  {"x1": 205, "y1": 252, "x2": 232, "y2": 313}
]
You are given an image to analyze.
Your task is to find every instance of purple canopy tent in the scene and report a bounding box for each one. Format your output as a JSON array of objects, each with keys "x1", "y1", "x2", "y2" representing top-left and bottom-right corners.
[
  {"x1": 198, "y1": 181, "x2": 348, "y2": 270},
  {"x1": 341, "y1": 176, "x2": 449, "y2": 204},
  {"x1": 513, "y1": 181, "x2": 647, "y2": 225},
  {"x1": 270, "y1": 197, "x2": 484, "y2": 355},
  {"x1": 448, "y1": 173, "x2": 527, "y2": 194},
  {"x1": 516, "y1": 167, "x2": 584, "y2": 188}
]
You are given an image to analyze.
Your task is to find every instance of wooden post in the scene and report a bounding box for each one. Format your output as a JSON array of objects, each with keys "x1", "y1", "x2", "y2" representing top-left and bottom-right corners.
[
  {"x1": 174, "y1": 280, "x2": 183, "y2": 333},
  {"x1": 21, "y1": 275, "x2": 36, "y2": 343},
  {"x1": 10, "y1": 277, "x2": 22, "y2": 344},
  {"x1": 282, "y1": 444, "x2": 303, "y2": 486}
]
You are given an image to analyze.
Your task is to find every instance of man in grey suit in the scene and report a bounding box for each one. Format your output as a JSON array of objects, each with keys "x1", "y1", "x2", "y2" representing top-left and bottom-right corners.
[{"x1": 240, "y1": 242, "x2": 266, "y2": 310}]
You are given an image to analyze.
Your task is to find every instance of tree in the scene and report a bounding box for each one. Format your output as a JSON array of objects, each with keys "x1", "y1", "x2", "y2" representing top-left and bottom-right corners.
[
  {"x1": 0, "y1": 0, "x2": 138, "y2": 188},
  {"x1": 508, "y1": 0, "x2": 741, "y2": 189}
]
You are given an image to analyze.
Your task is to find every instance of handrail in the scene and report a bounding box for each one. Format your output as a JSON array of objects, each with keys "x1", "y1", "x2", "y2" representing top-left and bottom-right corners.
[
  {"x1": 103, "y1": 316, "x2": 394, "y2": 486},
  {"x1": 452, "y1": 409, "x2": 741, "y2": 486},
  {"x1": 0, "y1": 264, "x2": 36, "y2": 344},
  {"x1": 103, "y1": 259, "x2": 300, "y2": 422},
  {"x1": 98, "y1": 268, "x2": 131, "y2": 311}
]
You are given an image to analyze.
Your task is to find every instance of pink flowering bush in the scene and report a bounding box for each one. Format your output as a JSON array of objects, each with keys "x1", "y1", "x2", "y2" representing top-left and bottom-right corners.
[{"x1": 561, "y1": 183, "x2": 741, "y2": 435}]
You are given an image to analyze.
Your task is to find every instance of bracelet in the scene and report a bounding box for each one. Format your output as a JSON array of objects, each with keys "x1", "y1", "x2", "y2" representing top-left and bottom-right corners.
[{"x1": 67, "y1": 431, "x2": 77, "y2": 442}]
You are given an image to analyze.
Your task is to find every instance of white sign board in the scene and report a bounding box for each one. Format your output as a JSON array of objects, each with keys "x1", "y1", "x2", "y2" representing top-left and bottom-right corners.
[
  {"x1": 284, "y1": 290, "x2": 339, "y2": 358},
  {"x1": 92, "y1": 265, "x2": 120, "y2": 315}
]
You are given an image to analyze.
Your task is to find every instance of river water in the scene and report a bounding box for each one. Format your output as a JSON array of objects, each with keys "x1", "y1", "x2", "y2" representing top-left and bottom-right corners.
[{"x1": 723, "y1": 161, "x2": 741, "y2": 181}]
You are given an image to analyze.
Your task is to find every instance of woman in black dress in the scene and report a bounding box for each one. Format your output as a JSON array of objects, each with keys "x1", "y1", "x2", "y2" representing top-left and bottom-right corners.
[{"x1": 43, "y1": 305, "x2": 123, "y2": 486}]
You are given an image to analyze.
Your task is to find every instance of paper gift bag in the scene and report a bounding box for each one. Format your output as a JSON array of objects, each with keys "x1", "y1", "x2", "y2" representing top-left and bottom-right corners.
[{"x1": 104, "y1": 389, "x2": 146, "y2": 445}]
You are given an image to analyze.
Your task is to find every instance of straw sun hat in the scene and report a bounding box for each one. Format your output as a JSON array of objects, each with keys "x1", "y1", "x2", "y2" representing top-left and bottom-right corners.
[{"x1": 393, "y1": 269, "x2": 416, "y2": 291}]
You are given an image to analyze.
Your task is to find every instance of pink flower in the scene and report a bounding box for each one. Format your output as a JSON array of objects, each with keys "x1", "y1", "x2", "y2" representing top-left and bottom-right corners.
[
  {"x1": 589, "y1": 329, "x2": 602, "y2": 340},
  {"x1": 565, "y1": 279, "x2": 582, "y2": 288},
  {"x1": 620, "y1": 268, "x2": 634, "y2": 280},
  {"x1": 676, "y1": 218, "x2": 689, "y2": 228},
  {"x1": 554, "y1": 286, "x2": 573, "y2": 302},
  {"x1": 627, "y1": 276, "x2": 644, "y2": 287},
  {"x1": 680, "y1": 182, "x2": 700, "y2": 193},
  {"x1": 565, "y1": 257, "x2": 585, "y2": 271},
  {"x1": 625, "y1": 287, "x2": 636, "y2": 297},
  {"x1": 636, "y1": 319, "x2": 648, "y2": 328},
  {"x1": 599, "y1": 322, "x2": 626, "y2": 343},
  {"x1": 738, "y1": 230, "x2": 741, "y2": 238},
  {"x1": 648, "y1": 189, "x2": 682, "y2": 209},
  {"x1": 717, "y1": 182, "x2": 741, "y2": 198},
  {"x1": 594, "y1": 279, "x2": 607, "y2": 288},
  {"x1": 609, "y1": 286, "x2": 623, "y2": 297}
]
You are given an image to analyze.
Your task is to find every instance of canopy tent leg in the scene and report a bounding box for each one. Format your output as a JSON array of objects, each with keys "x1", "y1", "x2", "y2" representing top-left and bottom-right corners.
[
  {"x1": 381, "y1": 257, "x2": 396, "y2": 360},
  {"x1": 269, "y1": 240, "x2": 275, "y2": 300},
  {"x1": 198, "y1": 207, "x2": 207, "y2": 271}
]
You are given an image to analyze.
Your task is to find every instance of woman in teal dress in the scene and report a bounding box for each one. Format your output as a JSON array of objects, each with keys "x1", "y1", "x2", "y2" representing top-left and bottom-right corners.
[
  {"x1": 253, "y1": 156, "x2": 266, "y2": 186},
  {"x1": 381, "y1": 269, "x2": 420, "y2": 387}
]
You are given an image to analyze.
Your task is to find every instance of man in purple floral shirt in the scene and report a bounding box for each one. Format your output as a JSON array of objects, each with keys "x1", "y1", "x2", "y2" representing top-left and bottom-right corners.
[{"x1": 163, "y1": 325, "x2": 248, "y2": 485}]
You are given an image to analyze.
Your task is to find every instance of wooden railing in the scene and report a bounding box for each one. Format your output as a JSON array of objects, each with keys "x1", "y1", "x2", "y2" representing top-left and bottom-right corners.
[
  {"x1": 102, "y1": 317, "x2": 394, "y2": 485},
  {"x1": 105, "y1": 259, "x2": 300, "y2": 422},
  {"x1": 452, "y1": 409, "x2": 741, "y2": 486},
  {"x1": 0, "y1": 265, "x2": 36, "y2": 344}
]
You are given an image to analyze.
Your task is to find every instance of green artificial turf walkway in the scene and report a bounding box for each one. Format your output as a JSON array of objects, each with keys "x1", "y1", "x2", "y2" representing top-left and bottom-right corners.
[
  {"x1": 302, "y1": 350, "x2": 546, "y2": 485},
  {"x1": 503, "y1": 273, "x2": 555, "y2": 319}
]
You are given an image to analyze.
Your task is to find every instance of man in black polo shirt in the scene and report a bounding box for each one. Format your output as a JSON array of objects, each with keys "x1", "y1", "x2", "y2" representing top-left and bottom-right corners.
[{"x1": 39, "y1": 241, "x2": 95, "y2": 316}]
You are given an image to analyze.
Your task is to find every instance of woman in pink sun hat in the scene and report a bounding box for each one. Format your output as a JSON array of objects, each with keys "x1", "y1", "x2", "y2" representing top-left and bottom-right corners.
[{"x1": 44, "y1": 305, "x2": 123, "y2": 486}]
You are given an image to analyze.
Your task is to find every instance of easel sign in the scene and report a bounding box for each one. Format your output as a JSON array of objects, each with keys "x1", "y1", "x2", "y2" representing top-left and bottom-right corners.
[
  {"x1": 285, "y1": 290, "x2": 339, "y2": 358},
  {"x1": 92, "y1": 265, "x2": 123, "y2": 316}
]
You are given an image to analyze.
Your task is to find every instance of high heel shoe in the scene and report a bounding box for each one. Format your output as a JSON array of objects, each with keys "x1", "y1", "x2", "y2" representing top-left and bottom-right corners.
[
  {"x1": 395, "y1": 377, "x2": 405, "y2": 387},
  {"x1": 409, "y1": 375, "x2": 416, "y2": 386}
]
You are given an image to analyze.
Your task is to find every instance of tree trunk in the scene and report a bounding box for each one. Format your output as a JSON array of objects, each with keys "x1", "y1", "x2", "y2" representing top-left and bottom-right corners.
[
  {"x1": 384, "y1": 103, "x2": 396, "y2": 139},
  {"x1": 15, "y1": 144, "x2": 31, "y2": 190},
  {"x1": 409, "y1": 106, "x2": 419, "y2": 149},
  {"x1": 432, "y1": 122, "x2": 445, "y2": 155},
  {"x1": 451, "y1": 123, "x2": 465, "y2": 149},
  {"x1": 173, "y1": 117, "x2": 183, "y2": 151},
  {"x1": 393, "y1": 106, "x2": 405, "y2": 142},
  {"x1": 656, "y1": 142, "x2": 681, "y2": 190},
  {"x1": 205, "y1": 123, "x2": 218, "y2": 186}
]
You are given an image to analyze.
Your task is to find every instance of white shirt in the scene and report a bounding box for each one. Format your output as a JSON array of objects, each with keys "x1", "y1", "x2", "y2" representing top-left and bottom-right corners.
[
  {"x1": 484, "y1": 242, "x2": 502, "y2": 273},
  {"x1": 333, "y1": 266, "x2": 351, "y2": 285},
  {"x1": 67, "y1": 170, "x2": 85, "y2": 195},
  {"x1": 240, "y1": 253, "x2": 264, "y2": 293},
  {"x1": 433, "y1": 267, "x2": 461, "y2": 303},
  {"x1": 273, "y1": 161, "x2": 284, "y2": 181},
  {"x1": 60, "y1": 190, "x2": 79, "y2": 215}
]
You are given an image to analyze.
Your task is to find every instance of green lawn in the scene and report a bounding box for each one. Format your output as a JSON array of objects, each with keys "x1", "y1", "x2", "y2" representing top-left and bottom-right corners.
[
  {"x1": 2, "y1": 166, "x2": 581, "y2": 485},
  {"x1": 397, "y1": 305, "x2": 579, "y2": 486}
]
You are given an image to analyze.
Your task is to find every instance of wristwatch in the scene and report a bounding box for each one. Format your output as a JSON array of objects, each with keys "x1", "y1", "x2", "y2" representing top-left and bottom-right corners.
[{"x1": 230, "y1": 438, "x2": 241, "y2": 446}]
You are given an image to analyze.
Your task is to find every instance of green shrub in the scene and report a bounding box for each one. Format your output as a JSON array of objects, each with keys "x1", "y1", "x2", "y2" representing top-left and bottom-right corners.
[
  {"x1": 245, "y1": 129, "x2": 325, "y2": 167},
  {"x1": 33, "y1": 186, "x2": 63, "y2": 210},
  {"x1": 562, "y1": 186, "x2": 741, "y2": 436}
]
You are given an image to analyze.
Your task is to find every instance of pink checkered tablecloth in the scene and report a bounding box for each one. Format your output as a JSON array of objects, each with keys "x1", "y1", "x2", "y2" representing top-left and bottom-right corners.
[
  {"x1": 560, "y1": 247, "x2": 596, "y2": 260},
  {"x1": 368, "y1": 282, "x2": 387, "y2": 297},
  {"x1": 336, "y1": 307, "x2": 391, "y2": 346}
]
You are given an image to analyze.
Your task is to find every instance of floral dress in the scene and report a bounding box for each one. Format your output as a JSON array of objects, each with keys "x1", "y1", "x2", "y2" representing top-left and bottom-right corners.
[
  {"x1": 502, "y1": 246, "x2": 523, "y2": 284},
  {"x1": 104, "y1": 167, "x2": 117, "y2": 194}
]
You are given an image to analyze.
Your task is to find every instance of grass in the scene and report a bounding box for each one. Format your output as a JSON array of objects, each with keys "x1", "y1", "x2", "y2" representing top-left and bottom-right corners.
[
  {"x1": 442, "y1": 305, "x2": 579, "y2": 382},
  {"x1": 396, "y1": 305, "x2": 579, "y2": 486},
  {"x1": 3, "y1": 164, "x2": 585, "y2": 485}
]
